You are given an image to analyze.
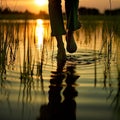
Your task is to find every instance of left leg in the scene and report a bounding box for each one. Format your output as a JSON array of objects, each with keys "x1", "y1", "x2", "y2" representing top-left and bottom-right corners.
[
  {"x1": 65, "y1": 0, "x2": 81, "y2": 31},
  {"x1": 65, "y1": 0, "x2": 81, "y2": 53}
]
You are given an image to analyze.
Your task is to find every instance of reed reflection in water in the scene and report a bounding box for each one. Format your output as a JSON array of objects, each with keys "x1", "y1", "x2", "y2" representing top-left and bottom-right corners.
[{"x1": 0, "y1": 17, "x2": 120, "y2": 120}]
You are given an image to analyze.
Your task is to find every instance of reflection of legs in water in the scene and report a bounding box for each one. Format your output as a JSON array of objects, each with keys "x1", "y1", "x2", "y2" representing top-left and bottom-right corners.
[
  {"x1": 37, "y1": 86, "x2": 63, "y2": 120},
  {"x1": 37, "y1": 70, "x2": 65, "y2": 120},
  {"x1": 37, "y1": 72, "x2": 79, "y2": 120},
  {"x1": 37, "y1": 61, "x2": 79, "y2": 120},
  {"x1": 66, "y1": 65, "x2": 80, "y2": 85},
  {"x1": 36, "y1": 57, "x2": 65, "y2": 120},
  {"x1": 62, "y1": 86, "x2": 78, "y2": 120},
  {"x1": 62, "y1": 64, "x2": 79, "y2": 120}
]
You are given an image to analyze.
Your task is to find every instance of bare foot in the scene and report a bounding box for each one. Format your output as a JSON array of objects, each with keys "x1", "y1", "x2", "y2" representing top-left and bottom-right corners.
[{"x1": 66, "y1": 31, "x2": 77, "y2": 53}]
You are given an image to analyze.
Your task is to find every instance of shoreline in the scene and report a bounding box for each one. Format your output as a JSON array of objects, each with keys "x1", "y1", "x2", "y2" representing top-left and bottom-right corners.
[{"x1": 0, "y1": 14, "x2": 120, "y2": 20}]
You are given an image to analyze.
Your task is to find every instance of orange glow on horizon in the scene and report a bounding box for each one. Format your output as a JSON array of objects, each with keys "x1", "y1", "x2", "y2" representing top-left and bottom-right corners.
[
  {"x1": 1, "y1": 0, "x2": 120, "y2": 14},
  {"x1": 34, "y1": 0, "x2": 48, "y2": 6}
]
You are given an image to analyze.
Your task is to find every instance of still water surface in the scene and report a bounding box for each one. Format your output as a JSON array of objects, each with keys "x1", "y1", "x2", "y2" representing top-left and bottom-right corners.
[{"x1": 0, "y1": 19, "x2": 120, "y2": 120}]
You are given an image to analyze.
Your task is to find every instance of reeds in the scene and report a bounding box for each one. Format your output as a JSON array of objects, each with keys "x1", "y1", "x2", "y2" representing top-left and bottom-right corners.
[
  {"x1": 80, "y1": 13, "x2": 120, "y2": 112},
  {"x1": 0, "y1": 19, "x2": 49, "y2": 104},
  {"x1": 18, "y1": 20, "x2": 43, "y2": 102},
  {"x1": 0, "y1": 21, "x2": 19, "y2": 89},
  {"x1": 0, "y1": 14, "x2": 120, "y2": 115}
]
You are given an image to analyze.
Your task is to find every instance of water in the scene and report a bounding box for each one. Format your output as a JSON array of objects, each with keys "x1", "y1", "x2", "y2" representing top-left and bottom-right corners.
[{"x1": 0, "y1": 19, "x2": 120, "y2": 120}]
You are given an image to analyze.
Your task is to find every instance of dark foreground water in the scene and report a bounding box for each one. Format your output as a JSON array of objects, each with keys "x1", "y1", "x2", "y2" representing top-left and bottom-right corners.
[{"x1": 0, "y1": 19, "x2": 120, "y2": 120}]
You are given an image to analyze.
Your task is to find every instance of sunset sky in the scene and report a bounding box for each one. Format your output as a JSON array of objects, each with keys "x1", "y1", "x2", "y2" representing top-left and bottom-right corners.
[{"x1": 1, "y1": 0, "x2": 120, "y2": 13}]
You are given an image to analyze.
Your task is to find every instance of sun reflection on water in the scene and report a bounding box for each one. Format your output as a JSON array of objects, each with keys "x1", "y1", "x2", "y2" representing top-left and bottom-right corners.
[{"x1": 35, "y1": 19, "x2": 44, "y2": 49}]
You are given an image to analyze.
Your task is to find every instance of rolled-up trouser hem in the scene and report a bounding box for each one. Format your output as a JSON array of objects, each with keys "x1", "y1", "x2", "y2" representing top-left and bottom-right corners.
[
  {"x1": 51, "y1": 29, "x2": 66, "y2": 36},
  {"x1": 49, "y1": 0, "x2": 66, "y2": 36},
  {"x1": 65, "y1": 0, "x2": 81, "y2": 32},
  {"x1": 68, "y1": 22, "x2": 81, "y2": 32},
  {"x1": 49, "y1": 0, "x2": 80, "y2": 36}
]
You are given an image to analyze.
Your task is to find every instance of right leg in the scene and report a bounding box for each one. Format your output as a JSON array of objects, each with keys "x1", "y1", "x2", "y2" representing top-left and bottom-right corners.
[
  {"x1": 48, "y1": 0, "x2": 66, "y2": 62},
  {"x1": 48, "y1": 0, "x2": 66, "y2": 36}
]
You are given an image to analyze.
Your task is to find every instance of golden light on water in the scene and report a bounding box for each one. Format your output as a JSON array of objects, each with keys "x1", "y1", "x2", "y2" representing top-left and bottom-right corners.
[{"x1": 35, "y1": 19, "x2": 44, "y2": 49}]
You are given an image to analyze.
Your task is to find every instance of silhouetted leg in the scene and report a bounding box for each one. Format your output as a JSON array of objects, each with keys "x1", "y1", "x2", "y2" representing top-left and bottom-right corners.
[
  {"x1": 48, "y1": 0, "x2": 66, "y2": 36},
  {"x1": 56, "y1": 36, "x2": 66, "y2": 63},
  {"x1": 48, "y1": 0, "x2": 66, "y2": 60},
  {"x1": 65, "y1": 0, "x2": 81, "y2": 53},
  {"x1": 65, "y1": 0, "x2": 81, "y2": 31}
]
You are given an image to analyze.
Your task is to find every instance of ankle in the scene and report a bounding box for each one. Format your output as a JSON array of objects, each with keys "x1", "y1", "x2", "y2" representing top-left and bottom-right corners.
[
  {"x1": 56, "y1": 36, "x2": 64, "y2": 48},
  {"x1": 56, "y1": 35, "x2": 62, "y2": 40}
]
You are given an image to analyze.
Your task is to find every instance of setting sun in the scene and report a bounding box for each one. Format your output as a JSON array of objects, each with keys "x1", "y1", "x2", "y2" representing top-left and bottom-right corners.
[{"x1": 35, "y1": 0, "x2": 47, "y2": 6}]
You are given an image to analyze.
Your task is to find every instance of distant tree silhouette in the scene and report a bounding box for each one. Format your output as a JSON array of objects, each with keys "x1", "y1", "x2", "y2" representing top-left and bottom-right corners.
[
  {"x1": 104, "y1": 8, "x2": 120, "y2": 15},
  {"x1": 2, "y1": 7, "x2": 11, "y2": 14},
  {"x1": 39, "y1": 10, "x2": 47, "y2": 17},
  {"x1": 78, "y1": 7, "x2": 100, "y2": 15},
  {"x1": 24, "y1": 9, "x2": 32, "y2": 14},
  {"x1": 38, "y1": 10, "x2": 49, "y2": 19}
]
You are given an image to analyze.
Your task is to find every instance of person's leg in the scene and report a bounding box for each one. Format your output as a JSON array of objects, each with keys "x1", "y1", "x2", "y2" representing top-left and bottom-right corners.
[
  {"x1": 48, "y1": 0, "x2": 66, "y2": 61},
  {"x1": 65, "y1": 0, "x2": 81, "y2": 53},
  {"x1": 65, "y1": 0, "x2": 81, "y2": 31},
  {"x1": 56, "y1": 36, "x2": 66, "y2": 62},
  {"x1": 48, "y1": 0, "x2": 66, "y2": 36}
]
